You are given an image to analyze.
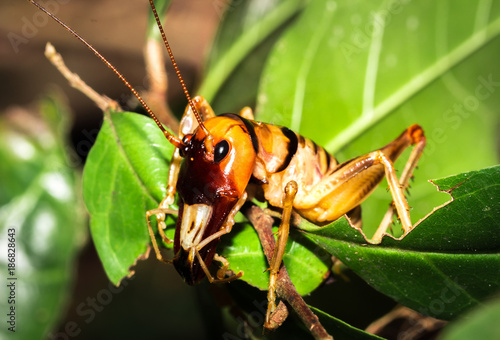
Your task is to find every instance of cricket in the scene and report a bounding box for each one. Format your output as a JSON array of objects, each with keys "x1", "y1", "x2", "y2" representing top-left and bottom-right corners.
[{"x1": 28, "y1": 0, "x2": 426, "y2": 333}]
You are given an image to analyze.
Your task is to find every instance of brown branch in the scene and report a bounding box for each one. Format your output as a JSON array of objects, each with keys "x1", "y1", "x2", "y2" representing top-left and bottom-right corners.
[
  {"x1": 243, "y1": 204, "x2": 333, "y2": 340},
  {"x1": 143, "y1": 37, "x2": 179, "y2": 132},
  {"x1": 44, "y1": 43, "x2": 121, "y2": 112}
]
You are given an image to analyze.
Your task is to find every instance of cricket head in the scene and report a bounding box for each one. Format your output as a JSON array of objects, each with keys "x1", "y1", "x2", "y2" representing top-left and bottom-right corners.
[{"x1": 173, "y1": 114, "x2": 257, "y2": 284}]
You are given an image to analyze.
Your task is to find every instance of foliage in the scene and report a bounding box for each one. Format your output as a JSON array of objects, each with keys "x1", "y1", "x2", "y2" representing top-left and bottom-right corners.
[{"x1": 0, "y1": 94, "x2": 86, "y2": 339}]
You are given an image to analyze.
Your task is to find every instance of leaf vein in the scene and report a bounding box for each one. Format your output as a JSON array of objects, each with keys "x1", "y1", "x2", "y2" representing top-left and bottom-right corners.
[
  {"x1": 325, "y1": 9, "x2": 500, "y2": 153},
  {"x1": 362, "y1": 12, "x2": 386, "y2": 120}
]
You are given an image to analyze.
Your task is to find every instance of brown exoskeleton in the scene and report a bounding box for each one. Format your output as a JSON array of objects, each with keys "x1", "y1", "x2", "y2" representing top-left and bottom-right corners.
[{"x1": 29, "y1": 0, "x2": 426, "y2": 330}]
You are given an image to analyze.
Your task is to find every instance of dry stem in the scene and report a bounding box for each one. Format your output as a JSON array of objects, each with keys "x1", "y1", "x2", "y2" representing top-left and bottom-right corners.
[
  {"x1": 143, "y1": 37, "x2": 179, "y2": 132},
  {"x1": 243, "y1": 204, "x2": 333, "y2": 340},
  {"x1": 44, "y1": 43, "x2": 121, "y2": 112}
]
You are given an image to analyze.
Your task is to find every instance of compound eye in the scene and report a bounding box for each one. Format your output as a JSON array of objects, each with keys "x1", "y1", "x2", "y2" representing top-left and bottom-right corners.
[
  {"x1": 214, "y1": 140, "x2": 230, "y2": 163},
  {"x1": 179, "y1": 134, "x2": 193, "y2": 157}
]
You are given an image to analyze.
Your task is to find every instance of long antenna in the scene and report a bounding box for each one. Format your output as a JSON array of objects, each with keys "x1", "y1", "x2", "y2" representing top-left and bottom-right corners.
[
  {"x1": 27, "y1": 0, "x2": 183, "y2": 149},
  {"x1": 147, "y1": 0, "x2": 214, "y2": 154}
]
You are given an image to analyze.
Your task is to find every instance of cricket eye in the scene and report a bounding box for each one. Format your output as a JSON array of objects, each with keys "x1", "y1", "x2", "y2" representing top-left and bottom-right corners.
[
  {"x1": 179, "y1": 134, "x2": 193, "y2": 157},
  {"x1": 214, "y1": 140, "x2": 230, "y2": 163}
]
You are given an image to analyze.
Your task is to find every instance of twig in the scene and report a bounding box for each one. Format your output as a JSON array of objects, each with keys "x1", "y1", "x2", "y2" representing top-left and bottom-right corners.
[
  {"x1": 243, "y1": 204, "x2": 333, "y2": 340},
  {"x1": 366, "y1": 305, "x2": 446, "y2": 339},
  {"x1": 44, "y1": 43, "x2": 121, "y2": 112},
  {"x1": 143, "y1": 37, "x2": 179, "y2": 132}
]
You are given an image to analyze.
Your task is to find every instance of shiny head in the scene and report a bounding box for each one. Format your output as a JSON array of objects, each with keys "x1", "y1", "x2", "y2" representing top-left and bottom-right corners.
[{"x1": 172, "y1": 114, "x2": 258, "y2": 283}]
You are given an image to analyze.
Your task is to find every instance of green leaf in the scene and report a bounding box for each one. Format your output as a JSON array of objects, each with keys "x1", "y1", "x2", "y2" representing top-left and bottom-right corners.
[
  {"x1": 302, "y1": 166, "x2": 500, "y2": 320},
  {"x1": 219, "y1": 222, "x2": 331, "y2": 296},
  {"x1": 83, "y1": 111, "x2": 174, "y2": 284},
  {"x1": 440, "y1": 295, "x2": 500, "y2": 340},
  {"x1": 0, "y1": 94, "x2": 86, "y2": 339},
  {"x1": 312, "y1": 306, "x2": 386, "y2": 340},
  {"x1": 256, "y1": 0, "x2": 500, "y2": 236}
]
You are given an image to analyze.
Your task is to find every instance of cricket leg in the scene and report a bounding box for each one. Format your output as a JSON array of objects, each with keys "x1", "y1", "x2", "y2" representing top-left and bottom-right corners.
[
  {"x1": 295, "y1": 125, "x2": 425, "y2": 241},
  {"x1": 372, "y1": 125, "x2": 426, "y2": 242},
  {"x1": 146, "y1": 205, "x2": 177, "y2": 263},
  {"x1": 265, "y1": 181, "x2": 298, "y2": 329},
  {"x1": 193, "y1": 251, "x2": 243, "y2": 283}
]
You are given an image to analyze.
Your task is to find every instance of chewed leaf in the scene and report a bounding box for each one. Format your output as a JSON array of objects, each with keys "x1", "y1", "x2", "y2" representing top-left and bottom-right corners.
[
  {"x1": 83, "y1": 111, "x2": 174, "y2": 284},
  {"x1": 301, "y1": 165, "x2": 500, "y2": 320}
]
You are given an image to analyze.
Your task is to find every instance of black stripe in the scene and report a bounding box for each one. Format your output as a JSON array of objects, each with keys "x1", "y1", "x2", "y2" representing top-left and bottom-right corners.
[
  {"x1": 219, "y1": 113, "x2": 259, "y2": 154},
  {"x1": 276, "y1": 127, "x2": 298, "y2": 173},
  {"x1": 317, "y1": 144, "x2": 334, "y2": 170},
  {"x1": 325, "y1": 149, "x2": 332, "y2": 169}
]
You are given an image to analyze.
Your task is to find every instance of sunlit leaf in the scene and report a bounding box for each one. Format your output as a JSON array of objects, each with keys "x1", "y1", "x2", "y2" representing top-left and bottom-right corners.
[{"x1": 256, "y1": 0, "x2": 500, "y2": 236}]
